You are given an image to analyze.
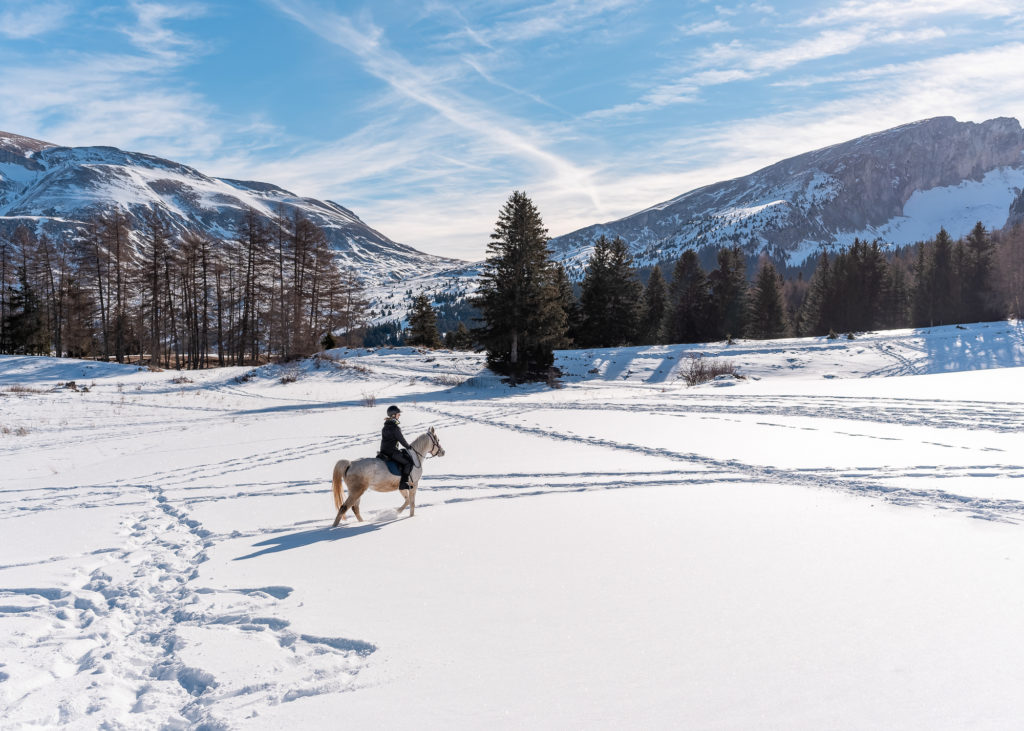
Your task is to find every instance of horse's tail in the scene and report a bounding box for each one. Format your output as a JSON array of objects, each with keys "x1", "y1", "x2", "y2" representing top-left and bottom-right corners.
[{"x1": 332, "y1": 460, "x2": 351, "y2": 509}]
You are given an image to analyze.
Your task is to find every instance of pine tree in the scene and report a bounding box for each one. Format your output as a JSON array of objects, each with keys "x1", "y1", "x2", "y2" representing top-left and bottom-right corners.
[
  {"x1": 747, "y1": 258, "x2": 788, "y2": 339},
  {"x1": 666, "y1": 250, "x2": 713, "y2": 343},
  {"x1": 473, "y1": 191, "x2": 566, "y2": 381},
  {"x1": 407, "y1": 293, "x2": 441, "y2": 348},
  {"x1": 552, "y1": 263, "x2": 577, "y2": 348},
  {"x1": 708, "y1": 246, "x2": 748, "y2": 340},
  {"x1": 962, "y1": 221, "x2": 999, "y2": 322},
  {"x1": 578, "y1": 236, "x2": 641, "y2": 347},
  {"x1": 605, "y1": 238, "x2": 642, "y2": 345},
  {"x1": 577, "y1": 236, "x2": 612, "y2": 347},
  {"x1": 639, "y1": 265, "x2": 668, "y2": 344},
  {"x1": 800, "y1": 251, "x2": 835, "y2": 335},
  {"x1": 4, "y1": 263, "x2": 48, "y2": 354}
]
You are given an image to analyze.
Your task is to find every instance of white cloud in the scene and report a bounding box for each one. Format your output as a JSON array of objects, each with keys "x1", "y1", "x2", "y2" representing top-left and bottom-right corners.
[
  {"x1": 0, "y1": 3, "x2": 229, "y2": 160},
  {"x1": 802, "y1": 0, "x2": 1021, "y2": 27},
  {"x1": 0, "y1": 1, "x2": 72, "y2": 39},
  {"x1": 463, "y1": 0, "x2": 636, "y2": 45},
  {"x1": 266, "y1": 0, "x2": 606, "y2": 211},
  {"x1": 679, "y1": 19, "x2": 736, "y2": 36},
  {"x1": 121, "y1": 2, "x2": 209, "y2": 62}
]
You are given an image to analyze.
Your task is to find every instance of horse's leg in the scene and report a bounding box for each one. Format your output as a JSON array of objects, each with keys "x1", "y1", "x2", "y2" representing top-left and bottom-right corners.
[
  {"x1": 352, "y1": 499, "x2": 363, "y2": 522},
  {"x1": 332, "y1": 504, "x2": 347, "y2": 527},
  {"x1": 397, "y1": 488, "x2": 410, "y2": 515},
  {"x1": 410, "y1": 485, "x2": 416, "y2": 517},
  {"x1": 333, "y1": 478, "x2": 368, "y2": 527}
]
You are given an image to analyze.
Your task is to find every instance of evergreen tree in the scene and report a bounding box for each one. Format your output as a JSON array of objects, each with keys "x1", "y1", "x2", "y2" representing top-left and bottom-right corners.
[
  {"x1": 4, "y1": 264, "x2": 48, "y2": 354},
  {"x1": 799, "y1": 252, "x2": 835, "y2": 335},
  {"x1": 552, "y1": 262, "x2": 577, "y2": 348},
  {"x1": 708, "y1": 246, "x2": 748, "y2": 340},
  {"x1": 747, "y1": 259, "x2": 788, "y2": 339},
  {"x1": 639, "y1": 265, "x2": 668, "y2": 344},
  {"x1": 666, "y1": 250, "x2": 713, "y2": 343},
  {"x1": 962, "y1": 221, "x2": 999, "y2": 322},
  {"x1": 578, "y1": 236, "x2": 641, "y2": 346},
  {"x1": 913, "y1": 228, "x2": 958, "y2": 327},
  {"x1": 473, "y1": 191, "x2": 566, "y2": 381},
  {"x1": 443, "y1": 321, "x2": 474, "y2": 350},
  {"x1": 407, "y1": 293, "x2": 441, "y2": 348}
]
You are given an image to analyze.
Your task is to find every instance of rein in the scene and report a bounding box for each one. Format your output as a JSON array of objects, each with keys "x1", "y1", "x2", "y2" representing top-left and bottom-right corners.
[
  {"x1": 407, "y1": 427, "x2": 440, "y2": 460},
  {"x1": 410, "y1": 430, "x2": 442, "y2": 463}
]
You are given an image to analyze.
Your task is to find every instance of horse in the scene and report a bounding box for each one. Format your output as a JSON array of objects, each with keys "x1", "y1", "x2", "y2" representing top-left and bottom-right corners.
[{"x1": 331, "y1": 426, "x2": 445, "y2": 526}]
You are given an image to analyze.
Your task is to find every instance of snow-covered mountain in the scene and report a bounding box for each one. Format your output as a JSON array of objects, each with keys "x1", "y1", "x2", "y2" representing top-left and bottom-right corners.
[
  {"x1": 0, "y1": 131, "x2": 460, "y2": 284},
  {"x1": 549, "y1": 116, "x2": 1024, "y2": 276}
]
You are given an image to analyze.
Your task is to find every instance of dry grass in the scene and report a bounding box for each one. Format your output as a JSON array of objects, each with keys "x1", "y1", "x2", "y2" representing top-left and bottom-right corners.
[
  {"x1": 361, "y1": 391, "x2": 377, "y2": 407},
  {"x1": 3, "y1": 384, "x2": 47, "y2": 394},
  {"x1": 679, "y1": 354, "x2": 742, "y2": 386},
  {"x1": 1, "y1": 424, "x2": 30, "y2": 436}
]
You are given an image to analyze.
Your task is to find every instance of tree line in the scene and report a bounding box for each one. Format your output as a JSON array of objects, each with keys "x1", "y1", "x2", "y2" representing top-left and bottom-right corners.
[
  {"x1": 467, "y1": 191, "x2": 1024, "y2": 381},
  {"x1": 0, "y1": 208, "x2": 367, "y2": 366}
]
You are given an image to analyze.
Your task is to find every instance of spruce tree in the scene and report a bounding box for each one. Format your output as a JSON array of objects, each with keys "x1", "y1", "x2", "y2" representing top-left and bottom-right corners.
[
  {"x1": 708, "y1": 246, "x2": 748, "y2": 340},
  {"x1": 963, "y1": 221, "x2": 999, "y2": 322},
  {"x1": 747, "y1": 259, "x2": 788, "y2": 339},
  {"x1": 5, "y1": 264, "x2": 48, "y2": 354},
  {"x1": 605, "y1": 238, "x2": 642, "y2": 345},
  {"x1": 407, "y1": 293, "x2": 441, "y2": 348},
  {"x1": 473, "y1": 191, "x2": 566, "y2": 381},
  {"x1": 639, "y1": 265, "x2": 668, "y2": 344},
  {"x1": 799, "y1": 251, "x2": 834, "y2": 336},
  {"x1": 578, "y1": 236, "x2": 641, "y2": 347},
  {"x1": 666, "y1": 250, "x2": 713, "y2": 343},
  {"x1": 552, "y1": 262, "x2": 578, "y2": 348}
]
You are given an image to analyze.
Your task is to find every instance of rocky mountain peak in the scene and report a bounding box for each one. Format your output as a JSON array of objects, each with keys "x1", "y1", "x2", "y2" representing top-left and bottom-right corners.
[{"x1": 549, "y1": 116, "x2": 1024, "y2": 276}]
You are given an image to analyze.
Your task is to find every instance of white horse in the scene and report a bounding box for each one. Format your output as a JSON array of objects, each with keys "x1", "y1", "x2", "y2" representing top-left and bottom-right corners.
[{"x1": 332, "y1": 427, "x2": 445, "y2": 526}]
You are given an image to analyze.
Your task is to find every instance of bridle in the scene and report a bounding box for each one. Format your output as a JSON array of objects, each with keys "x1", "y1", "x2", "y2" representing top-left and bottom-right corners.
[{"x1": 411, "y1": 429, "x2": 444, "y2": 462}]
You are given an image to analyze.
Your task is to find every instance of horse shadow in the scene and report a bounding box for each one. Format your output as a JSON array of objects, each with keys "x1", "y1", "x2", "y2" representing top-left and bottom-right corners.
[{"x1": 233, "y1": 516, "x2": 398, "y2": 561}]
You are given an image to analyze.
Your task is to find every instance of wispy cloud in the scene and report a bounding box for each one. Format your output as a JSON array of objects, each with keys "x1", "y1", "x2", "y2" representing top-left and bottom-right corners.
[
  {"x1": 0, "y1": 2, "x2": 231, "y2": 160},
  {"x1": 802, "y1": 0, "x2": 1021, "y2": 26},
  {"x1": 121, "y1": 2, "x2": 209, "y2": 62},
  {"x1": 679, "y1": 19, "x2": 736, "y2": 36},
  {"x1": 266, "y1": 0, "x2": 605, "y2": 210},
  {"x1": 0, "y1": 1, "x2": 72, "y2": 39},
  {"x1": 460, "y1": 0, "x2": 636, "y2": 46}
]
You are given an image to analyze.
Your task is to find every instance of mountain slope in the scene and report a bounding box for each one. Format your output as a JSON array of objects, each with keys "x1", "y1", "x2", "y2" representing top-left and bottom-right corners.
[
  {"x1": 0, "y1": 132, "x2": 460, "y2": 283},
  {"x1": 549, "y1": 116, "x2": 1024, "y2": 276}
]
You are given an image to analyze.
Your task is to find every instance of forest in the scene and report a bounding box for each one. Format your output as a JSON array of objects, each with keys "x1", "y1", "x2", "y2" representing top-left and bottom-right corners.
[{"x1": 0, "y1": 208, "x2": 367, "y2": 366}]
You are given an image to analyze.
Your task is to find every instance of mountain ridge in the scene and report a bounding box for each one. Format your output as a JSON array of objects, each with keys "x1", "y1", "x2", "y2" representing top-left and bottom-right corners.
[
  {"x1": 0, "y1": 131, "x2": 460, "y2": 284},
  {"x1": 548, "y1": 116, "x2": 1024, "y2": 277}
]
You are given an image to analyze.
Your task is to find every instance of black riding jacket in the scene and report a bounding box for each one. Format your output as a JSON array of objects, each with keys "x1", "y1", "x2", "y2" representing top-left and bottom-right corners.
[{"x1": 380, "y1": 418, "x2": 412, "y2": 456}]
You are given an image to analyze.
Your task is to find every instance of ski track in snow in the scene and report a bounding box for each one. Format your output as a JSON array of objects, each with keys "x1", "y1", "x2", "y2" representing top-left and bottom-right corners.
[
  {"x1": 418, "y1": 396, "x2": 1024, "y2": 524},
  {"x1": 4, "y1": 326, "x2": 1024, "y2": 726}
]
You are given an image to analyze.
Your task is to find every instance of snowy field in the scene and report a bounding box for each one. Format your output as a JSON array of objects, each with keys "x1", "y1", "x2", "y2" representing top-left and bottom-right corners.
[{"x1": 3, "y1": 321, "x2": 1024, "y2": 729}]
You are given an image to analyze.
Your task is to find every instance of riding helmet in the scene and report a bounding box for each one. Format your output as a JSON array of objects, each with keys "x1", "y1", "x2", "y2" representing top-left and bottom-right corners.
[{"x1": 386, "y1": 405, "x2": 401, "y2": 417}]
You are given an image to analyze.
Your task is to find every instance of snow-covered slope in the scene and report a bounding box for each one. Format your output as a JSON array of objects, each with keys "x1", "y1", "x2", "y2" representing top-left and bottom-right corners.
[
  {"x1": 550, "y1": 116, "x2": 1024, "y2": 276},
  {"x1": 0, "y1": 132, "x2": 461, "y2": 284},
  {"x1": 4, "y1": 321, "x2": 1024, "y2": 728}
]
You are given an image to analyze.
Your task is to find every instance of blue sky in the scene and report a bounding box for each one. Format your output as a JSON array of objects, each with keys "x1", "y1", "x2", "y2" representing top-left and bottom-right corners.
[{"x1": 2, "y1": 1, "x2": 1023, "y2": 260}]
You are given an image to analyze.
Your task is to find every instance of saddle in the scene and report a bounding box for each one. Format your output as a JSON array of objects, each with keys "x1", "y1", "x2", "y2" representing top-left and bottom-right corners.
[{"x1": 375, "y1": 452, "x2": 404, "y2": 477}]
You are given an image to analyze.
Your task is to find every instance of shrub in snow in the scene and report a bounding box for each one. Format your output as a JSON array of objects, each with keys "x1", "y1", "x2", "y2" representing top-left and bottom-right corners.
[{"x1": 680, "y1": 355, "x2": 741, "y2": 386}]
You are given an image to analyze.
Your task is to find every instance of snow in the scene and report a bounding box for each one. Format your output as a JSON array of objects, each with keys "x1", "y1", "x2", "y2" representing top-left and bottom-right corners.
[
  {"x1": 3, "y1": 321, "x2": 1024, "y2": 728},
  {"x1": 836, "y1": 166, "x2": 1024, "y2": 249}
]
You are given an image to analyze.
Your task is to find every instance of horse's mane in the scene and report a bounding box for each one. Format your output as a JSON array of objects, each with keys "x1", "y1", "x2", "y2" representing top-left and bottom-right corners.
[{"x1": 409, "y1": 431, "x2": 433, "y2": 454}]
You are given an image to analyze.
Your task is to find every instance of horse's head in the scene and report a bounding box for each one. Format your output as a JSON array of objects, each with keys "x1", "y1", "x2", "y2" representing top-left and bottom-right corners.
[{"x1": 426, "y1": 426, "x2": 445, "y2": 457}]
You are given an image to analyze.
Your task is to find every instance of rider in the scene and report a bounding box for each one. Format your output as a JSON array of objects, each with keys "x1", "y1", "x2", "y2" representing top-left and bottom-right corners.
[{"x1": 380, "y1": 405, "x2": 414, "y2": 491}]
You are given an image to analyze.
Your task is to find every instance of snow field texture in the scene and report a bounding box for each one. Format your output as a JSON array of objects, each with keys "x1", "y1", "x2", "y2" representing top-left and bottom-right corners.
[{"x1": 2, "y1": 321, "x2": 1024, "y2": 728}]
